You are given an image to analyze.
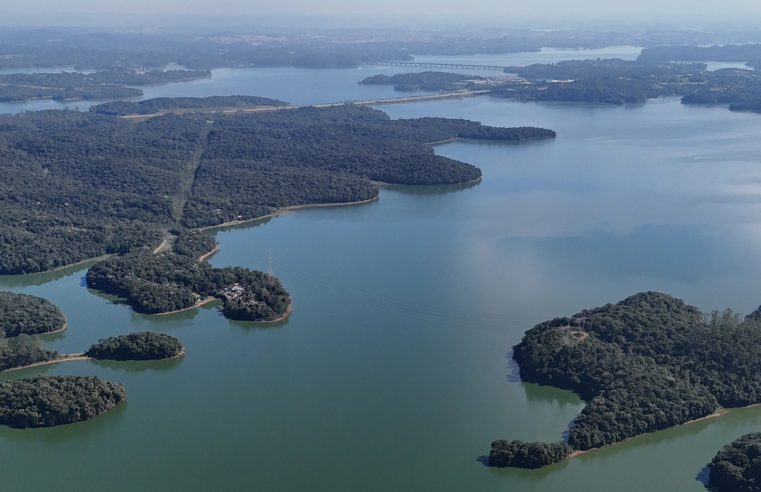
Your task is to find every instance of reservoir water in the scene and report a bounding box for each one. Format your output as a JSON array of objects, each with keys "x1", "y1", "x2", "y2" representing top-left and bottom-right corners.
[{"x1": 2, "y1": 55, "x2": 761, "y2": 491}]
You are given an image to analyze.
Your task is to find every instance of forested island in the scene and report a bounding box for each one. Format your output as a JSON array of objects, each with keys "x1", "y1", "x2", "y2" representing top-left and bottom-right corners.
[
  {"x1": 0, "y1": 376, "x2": 126, "y2": 428},
  {"x1": 0, "y1": 103, "x2": 554, "y2": 274},
  {"x1": 360, "y1": 72, "x2": 486, "y2": 92},
  {"x1": 92, "y1": 95, "x2": 288, "y2": 116},
  {"x1": 86, "y1": 332, "x2": 184, "y2": 361},
  {"x1": 0, "y1": 69, "x2": 209, "y2": 102},
  {"x1": 491, "y1": 292, "x2": 761, "y2": 469},
  {"x1": 708, "y1": 433, "x2": 761, "y2": 491}
]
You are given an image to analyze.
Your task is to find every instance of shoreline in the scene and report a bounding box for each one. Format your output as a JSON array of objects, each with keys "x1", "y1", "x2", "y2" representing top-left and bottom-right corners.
[
  {"x1": 371, "y1": 175, "x2": 483, "y2": 187},
  {"x1": 565, "y1": 408, "x2": 731, "y2": 461},
  {"x1": 151, "y1": 297, "x2": 217, "y2": 317},
  {"x1": 197, "y1": 245, "x2": 220, "y2": 262},
  {"x1": 119, "y1": 89, "x2": 491, "y2": 120},
  {"x1": 196, "y1": 194, "x2": 381, "y2": 233},
  {"x1": 1, "y1": 353, "x2": 91, "y2": 374},
  {"x1": 1, "y1": 349, "x2": 188, "y2": 374},
  {"x1": 252, "y1": 302, "x2": 293, "y2": 325},
  {"x1": 39, "y1": 320, "x2": 68, "y2": 337}
]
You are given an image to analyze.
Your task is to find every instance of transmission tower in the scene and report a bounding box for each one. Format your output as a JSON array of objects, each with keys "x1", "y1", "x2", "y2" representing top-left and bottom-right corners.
[{"x1": 265, "y1": 251, "x2": 273, "y2": 277}]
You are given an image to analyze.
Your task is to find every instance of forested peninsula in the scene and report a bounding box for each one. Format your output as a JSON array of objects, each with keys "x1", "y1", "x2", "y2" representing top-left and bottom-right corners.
[
  {"x1": 91, "y1": 95, "x2": 287, "y2": 116},
  {"x1": 0, "y1": 102, "x2": 554, "y2": 275},
  {"x1": 0, "y1": 376, "x2": 126, "y2": 428},
  {"x1": 368, "y1": 58, "x2": 761, "y2": 112},
  {"x1": 491, "y1": 292, "x2": 761, "y2": 469},
  {"x1": 708, "y1": 433, "x2": 761, "y2": 491}
]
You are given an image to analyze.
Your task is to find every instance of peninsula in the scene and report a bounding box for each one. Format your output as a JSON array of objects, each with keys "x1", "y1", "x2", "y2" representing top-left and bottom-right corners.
[
  {"x1": 0, "y1": 101, "x2": 555, "y2": 275},
  {"x1": 491, "y1": 292, "x2": 761, "y2": 469}
]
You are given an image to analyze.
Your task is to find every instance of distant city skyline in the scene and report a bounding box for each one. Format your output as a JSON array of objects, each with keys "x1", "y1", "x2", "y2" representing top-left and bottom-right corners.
[{"x1": 4, "y1": 0, "x2": 761, "y2": 28}]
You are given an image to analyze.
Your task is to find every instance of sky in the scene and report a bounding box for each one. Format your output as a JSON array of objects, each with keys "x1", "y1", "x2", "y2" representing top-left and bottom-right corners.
[{"x1": 4, "y1": 0, "x2": 761, "y2": 27}]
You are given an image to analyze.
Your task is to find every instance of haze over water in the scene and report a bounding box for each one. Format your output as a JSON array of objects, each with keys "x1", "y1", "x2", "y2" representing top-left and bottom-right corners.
[{"x1": 3, "y1": 53, "x2": 761, "y2": 491}]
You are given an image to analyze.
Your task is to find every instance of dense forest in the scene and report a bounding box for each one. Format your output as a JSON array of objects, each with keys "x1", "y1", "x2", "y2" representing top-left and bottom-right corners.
[
  {"x1": 0, "y1": 291, "x2": 66, "y2": 337},
  {"x1": 638, "y1": 44, "x2": 761, "y2": 67},
  {"x1": 0, "y1": 335, "x2": 58, "y2": 372},
  {"x1": 0, "y1": 69, "x2": 209, "y2": 102},
  {"x1": 86, "y1": 252, "x2": 290, "y2": 321},
  {"x1": 87, "y1": 332, "x2": 184, "y2": 361},
  {"x1": 708, "y1": 433, "x2": 761, "y2": 492},
  {"x1": 492, "y1": 292, "x2": 761, "y2": 468},
  {"x1": 489, "y1": 441, "x2": 571, "y2": 468},
  {"x1": 0, "y1": 376, "x2": 126, "y2": 428},
  {"x1": 172, "y1": 231, "x2": 219, "y2": 259},
  {"x1": 360, "y1": 72, "x2": 484, "y2": 92},
  {"x1": 0, "y1": 104, "x2": 551, "y2": 274},
  {"x1": 489, "y1": 59, "x2": 761, "y2": 110},
  {"x1": 91, "y1": 95, "x2": 287, "y2": 116}
]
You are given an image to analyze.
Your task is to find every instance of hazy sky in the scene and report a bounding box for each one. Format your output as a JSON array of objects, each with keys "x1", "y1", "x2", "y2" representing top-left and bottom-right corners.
[{"x1": 5, "y1": 0, "x2": 761, "y2": 27}]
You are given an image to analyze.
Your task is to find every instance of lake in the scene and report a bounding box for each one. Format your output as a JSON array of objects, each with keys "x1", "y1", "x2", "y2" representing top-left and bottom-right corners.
[
  {"x1": 0, "y1": 46, "x2": 645, "y2": 114},
  {"x1": 2, "y1": 56, "x2": 761, "y2": 491}
]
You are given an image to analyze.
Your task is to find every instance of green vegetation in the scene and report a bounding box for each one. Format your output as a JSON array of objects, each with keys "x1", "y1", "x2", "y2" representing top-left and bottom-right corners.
[
  {"x1": 0, "y1": 335, "x2": 58, "y2": 372},
  {"x1": 0, "y1": 70, "x2": 209, "y2": 102},
  {"x1": 708, "y1": 433, "x2": 761, "y2": 492},
  {"x1": 0, "y1": 292, "x2": 66, "y2": 337},
  {"x1": 172, "y1": 231, "x2": 218, "y2": 259},
  {"x1": 0, "y1": 376, "x2": 126, "y2": 428},
  {"x1": 86, "y1": 332, "x2": 183, "y2": 361},
  {"x1": 491, "y1": 58, "x2": 761, "y2": 111},
  {"x1": 359, "y1": 72, "x2": 485, "y2": 92},
  {"x1": 638, "y1": 44, "x2": 761, "y2": 67},
  {"x1": 494, "y1": 292, "x2": 761, "y2": 468},
  {"x1": 91, "y1": 95, "x2": 287, "y2": 116},
  {"x1": 86, "y1": 252, "x2": 290, "y2": 321},
  {"x1": 489, "y1": 441, "x2": 571, "y2": 468},
  {"x1": 0, "y1": 105, "x2": 550, "y2": 274}
]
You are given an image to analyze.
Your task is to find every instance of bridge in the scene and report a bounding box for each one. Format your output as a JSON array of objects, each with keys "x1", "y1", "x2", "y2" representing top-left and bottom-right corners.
[
  {"x1": 366, "y1": 61, "x2": 511, "y2": 72},
  {"x1": 122, "y1": 90, "x2": 494, "y2": 121}
]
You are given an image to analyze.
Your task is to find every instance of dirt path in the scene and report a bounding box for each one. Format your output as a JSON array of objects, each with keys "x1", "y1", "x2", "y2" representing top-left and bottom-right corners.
[{"x1": 172, "y1": 121, "x2": 213, "y2": 224}]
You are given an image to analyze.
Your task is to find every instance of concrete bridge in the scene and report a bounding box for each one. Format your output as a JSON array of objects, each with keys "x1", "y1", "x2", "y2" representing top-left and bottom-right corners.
[{"x1": 367, "y1": 61, "x2": 511, "y2": 72}]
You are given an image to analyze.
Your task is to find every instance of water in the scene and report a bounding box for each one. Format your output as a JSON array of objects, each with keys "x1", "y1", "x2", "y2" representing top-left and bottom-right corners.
[
  {"x1": 704, "y1": 61, "x2": 752, "y2": 71},
  {"x1": 413, "y1": 45, "x2": 644, "y2": 67},
  {"x1": 2, "y1": 68, "x2": 761, "y2": 491},
  {"x1": 0, "y1": 46, "x2": 643, "y2": 114}
]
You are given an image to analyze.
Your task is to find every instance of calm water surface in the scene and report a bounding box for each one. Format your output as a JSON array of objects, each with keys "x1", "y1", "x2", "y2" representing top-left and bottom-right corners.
[
  {"x1": 1, "y1": 68, "x2": 761, "y2": 491},
  {"x1": 0, "y1": 46, "x2": 644, "y2": 114}
]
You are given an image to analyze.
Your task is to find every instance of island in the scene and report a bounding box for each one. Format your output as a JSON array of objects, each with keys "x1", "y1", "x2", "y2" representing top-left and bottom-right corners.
[
  {"x1": 0, "y1": 291, "x2": 66, "y2": 337},
  {"x1": 0, "y1": 69, "x2": 210, "y2": 102},
  {"x1": 708, "y1": 433, "x2": 761, "y2": 491},
  {"x1": 0, "y1": 102, "x2": 555, "y2": 275},
  {"x1": 0, "y1": 375, "x2": 126, "y2": 428},
  {"x1": 490, "y1": 292, "x2": 761, "y2": 468},
  {"x1": 359, "y1": 72, "x2": 487, "y2": 92},
  {"x1": 86, "y1": 332, "x2": 184, "y2": 361}
]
